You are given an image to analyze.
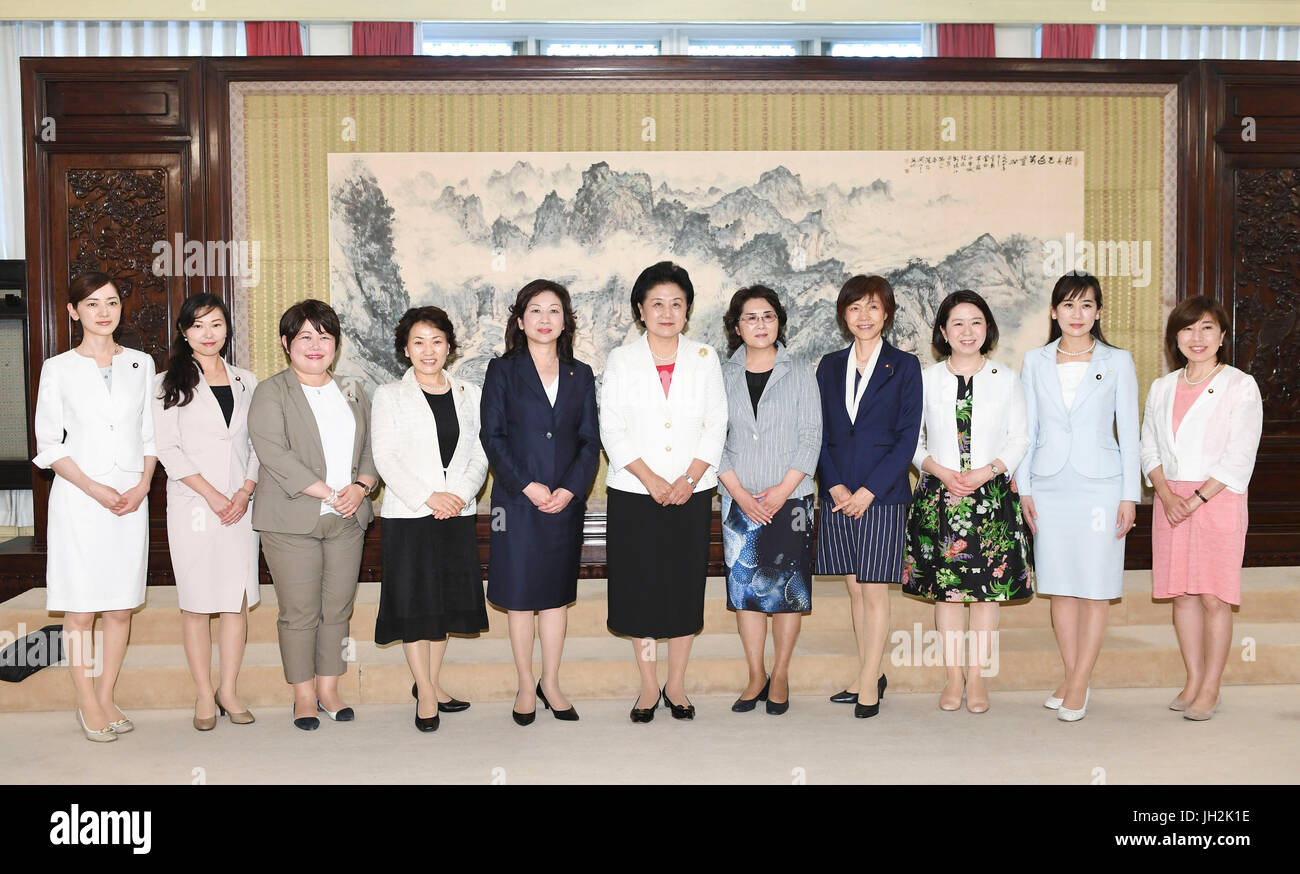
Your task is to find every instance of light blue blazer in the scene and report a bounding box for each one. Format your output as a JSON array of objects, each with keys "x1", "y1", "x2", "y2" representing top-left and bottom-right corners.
[{"x1": 1014, "y1": 339, "x2": 1141, "y2": 502}]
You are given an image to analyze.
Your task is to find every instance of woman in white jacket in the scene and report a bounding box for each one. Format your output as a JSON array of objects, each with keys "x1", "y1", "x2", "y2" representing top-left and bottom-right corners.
[
  {"x1": 1140, "y1": 296, "x2": 1262, "y2": 722},
  {"x1": 903, "y1": 290, "x2": 1034, "y2": 714},
  {"x1": 370, "y1": 307, "x2": 489, "y2": 733},
  {"x1": 33, "y1": 271, "x2": 156, "y2": 742},
  {"x1": 599, "y1": 261, "x2": 727, "y2": 723}
]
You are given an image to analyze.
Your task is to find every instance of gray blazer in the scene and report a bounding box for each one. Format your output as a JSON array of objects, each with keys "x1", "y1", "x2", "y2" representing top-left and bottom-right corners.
[
  {"x1": 718, "y1": 343, "x2": 822, "y2": 501},
  {"x1": 247, "y1": 368, "x2": 378, "y2": 534}
]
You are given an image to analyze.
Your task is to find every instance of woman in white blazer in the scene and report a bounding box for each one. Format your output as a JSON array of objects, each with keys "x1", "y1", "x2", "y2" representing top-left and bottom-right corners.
[
  {"x1": 32, "y1": 271, "x2": 157, "y2": 742},
  {"x1": 903, "y1": 290, "x2": 1034, "y2": 713},
  {"x1": 1140, "y1": 296, "x2": 1262, "y2": 722},
  {"x1": 370, "y1": 306, "x2": 489, "y2": 733},
  {"x1": 599, "y1": 261, "x2": 727, "y2": 723},
  {"x1": 1016, "y1": 274, "x2": 1139, "y2": 722},
  {"x1": 152, "y1": 294, "x2": 261, "y2": 731}
]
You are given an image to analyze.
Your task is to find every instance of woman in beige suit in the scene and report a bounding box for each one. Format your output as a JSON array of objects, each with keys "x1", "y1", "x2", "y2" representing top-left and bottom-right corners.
[
  {"x1": 248, "y1": 300, "x2": 378, "y2": 731},
  {"x1": 153, "y1": 294, "x2": 260, "y2": 731}
]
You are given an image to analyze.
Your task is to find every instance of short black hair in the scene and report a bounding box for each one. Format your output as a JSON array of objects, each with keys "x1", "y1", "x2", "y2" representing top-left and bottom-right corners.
[
  {"x1": 722, "y1": 285, "x2": 787, "y2": 353},
  {"x1": 630, "y1": 261, "x2": 694, "y2": 328},
  {"x1": 279, "y1": 299, "x2": 341, "y2": 357},
  {"x1": 836, "y1": 274, "x2": 896, "y2": 337},
  {"x1": 932, "y1": 289, "x2": 999, "y2": 357},
  {"x1": 395, "y1": 305, "x2": 458, "y2": 363},
  {"x1": 1165, "y1": 295, "x2": 1231, "y2": 368}
]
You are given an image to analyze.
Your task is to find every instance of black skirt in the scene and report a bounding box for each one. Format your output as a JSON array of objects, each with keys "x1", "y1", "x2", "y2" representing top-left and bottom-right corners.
[
  {"x1": 376, "y1": 515, "x2": 489, "y2": 644},
  {"x1": 606, "y1": 487, "x2": 713, "y2": 639}
]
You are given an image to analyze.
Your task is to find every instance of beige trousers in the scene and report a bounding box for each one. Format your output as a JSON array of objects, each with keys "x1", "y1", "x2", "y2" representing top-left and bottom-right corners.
[{"x1": 260, "y1": 513, "x2": 365, "y2": 684}]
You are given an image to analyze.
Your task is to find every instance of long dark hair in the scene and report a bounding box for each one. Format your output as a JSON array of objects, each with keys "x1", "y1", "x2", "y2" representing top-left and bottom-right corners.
[
  {"x1": 504, "y1": 279, "x2": 577, "y2": 363},
  {"x1": 1047, "y1": 272, "x2": 1111, "y2": 346},
  {"x1": 161, "y1": 294, "x2": 231, "y2": 409}
]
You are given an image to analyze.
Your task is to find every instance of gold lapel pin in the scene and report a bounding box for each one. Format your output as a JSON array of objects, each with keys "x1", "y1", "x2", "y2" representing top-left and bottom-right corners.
[{"x1": 698, "y1": 348, "x2": 707, "y2": 357}]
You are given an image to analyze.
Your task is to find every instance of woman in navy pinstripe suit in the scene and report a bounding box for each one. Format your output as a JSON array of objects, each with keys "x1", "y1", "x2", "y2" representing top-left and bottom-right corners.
[{"x1": 814, "y1": 275, "x2": 922, "y2": 719}]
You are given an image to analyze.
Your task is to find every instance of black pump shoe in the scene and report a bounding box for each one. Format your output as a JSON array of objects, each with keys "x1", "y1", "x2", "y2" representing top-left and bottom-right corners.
[
  {"x1": 414, "y1": 707, "x2": 440, "y2": 732},
  {"x1": 855, "y1": 675, "x2": 886, "y2": 719},
  {"x1": 766, "y1": 685, "x2": 790, "y2": 715},
  {"x1": 512, "y1": 689, "x2": 536, "y2": 726},
  {"x1": 290, "y1": 703, "x2": 319, "y2": 732},
  {"x1": 536, "y1": 681, "x2": 579, "y2": 721},
  {"x1": 732, "y1": 677, "x2": 770, "y2": 712},
  {"x1": 630, "y1": 693, "x2": 659, "y2": 723},
  {"x1": 662, "y1": 685, "x2": 695, "y2": 720},
  {"x1": 832, "y1": 674, "x2": 886, "y2": 705},
  {"x1": 411, "y1": 682, "x2": 470, "y2": 713}
]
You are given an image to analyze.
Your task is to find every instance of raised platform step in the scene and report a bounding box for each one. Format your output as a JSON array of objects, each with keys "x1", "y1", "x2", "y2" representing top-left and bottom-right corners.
[
  {"x1": 2, "y1": 567, "x2": 1296, "y2": 648},
  {"x1": 3, "y1": 621, "x2": 1297, "y2": 712}
]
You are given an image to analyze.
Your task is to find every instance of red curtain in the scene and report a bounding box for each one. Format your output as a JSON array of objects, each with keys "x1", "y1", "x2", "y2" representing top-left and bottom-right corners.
[
  {"x1": 245, "y1": 22, "x2": 303, "y2": 56},
  {"x1": 352, "y1": 22, "x2": 416, "y2": 56},
  {"x1": 1041, "y1": 24, "x2": 1096, "y2": 59},
  {"x1": 936, "y1": 24, "x2": 996, "y2": 58}
]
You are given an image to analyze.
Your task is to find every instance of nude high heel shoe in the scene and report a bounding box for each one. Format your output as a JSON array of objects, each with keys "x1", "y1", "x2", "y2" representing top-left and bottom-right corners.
[{"x1": 77, "y1": 709, "x2": 118, "y2": 743}]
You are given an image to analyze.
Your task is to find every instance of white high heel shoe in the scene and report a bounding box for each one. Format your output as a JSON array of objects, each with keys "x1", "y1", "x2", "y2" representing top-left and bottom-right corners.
[
  {"x1": 1057, "y1": 687, "x2": 1090, "y2": 722},
  {"x1": 77, "y1": 709, "x2": 118, "y2": 743}
]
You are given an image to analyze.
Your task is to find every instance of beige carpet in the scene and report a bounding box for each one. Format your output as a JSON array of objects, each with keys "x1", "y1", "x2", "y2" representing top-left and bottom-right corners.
[{"x1": 4, "y1": 685, "x2": 1297, "y2": 785}]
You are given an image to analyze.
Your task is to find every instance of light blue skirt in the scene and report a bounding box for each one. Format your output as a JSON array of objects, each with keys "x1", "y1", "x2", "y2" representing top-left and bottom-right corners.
[{"x1": 1029, "y1": 466, "x2": 1126, "y2": 600}]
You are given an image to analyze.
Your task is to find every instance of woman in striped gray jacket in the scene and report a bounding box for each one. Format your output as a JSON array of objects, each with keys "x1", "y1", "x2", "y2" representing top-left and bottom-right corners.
[{"x1": 717, "y1": 286, "x2": 822, "y2": 716}]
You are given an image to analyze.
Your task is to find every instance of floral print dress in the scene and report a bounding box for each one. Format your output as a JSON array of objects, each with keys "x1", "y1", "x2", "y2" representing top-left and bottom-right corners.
[{"x1": 903, "y1": 375, "x2": 1034, "y2": 602}]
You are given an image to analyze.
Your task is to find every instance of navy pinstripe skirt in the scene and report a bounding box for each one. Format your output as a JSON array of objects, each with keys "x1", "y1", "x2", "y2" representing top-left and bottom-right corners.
[{"x1": 815, "y1": 501, "x2": 909, "y2": 582}]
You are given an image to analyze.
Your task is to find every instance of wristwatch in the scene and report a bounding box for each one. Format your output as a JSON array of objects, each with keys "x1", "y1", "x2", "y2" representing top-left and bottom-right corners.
[
  {"x1": 684, "y1": 474, "x2": 696, "y2": 486},
  {"x1": 353, "y1": 480, "x2": 374, "y2": 497}
]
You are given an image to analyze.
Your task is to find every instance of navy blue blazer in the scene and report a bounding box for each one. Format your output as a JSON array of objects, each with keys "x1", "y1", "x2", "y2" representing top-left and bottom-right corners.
[
  {"x1": 479, "y1": 352, "x2": 601, "y2": 504},
  {"x1": 815, "y1": 341, "x2": 922, "y2": 505}
]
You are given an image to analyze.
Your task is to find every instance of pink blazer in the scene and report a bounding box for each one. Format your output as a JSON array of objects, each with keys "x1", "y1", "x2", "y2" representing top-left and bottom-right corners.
[{"x1": 152, "y1": 363, "x2": 260, "y2": 499}]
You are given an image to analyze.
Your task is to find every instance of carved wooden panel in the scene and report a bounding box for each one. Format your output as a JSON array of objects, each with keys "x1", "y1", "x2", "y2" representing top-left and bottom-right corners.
[
  {"x1": 50, "y1": 155, "x2": 184, "y2": 369},
  {"x1": 1232, "y1": 167, "x2": 1300, "y2": 429}
]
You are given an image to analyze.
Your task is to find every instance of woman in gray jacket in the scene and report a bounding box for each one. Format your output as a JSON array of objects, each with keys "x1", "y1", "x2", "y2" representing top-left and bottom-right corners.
[{"x1": 717, "y1": 286, "x2": 821, "y2": 716}]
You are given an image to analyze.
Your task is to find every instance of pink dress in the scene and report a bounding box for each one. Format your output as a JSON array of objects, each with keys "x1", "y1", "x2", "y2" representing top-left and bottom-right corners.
[{"x1": 1151, "y1": 380, "x2": 1248, "y2": 604}]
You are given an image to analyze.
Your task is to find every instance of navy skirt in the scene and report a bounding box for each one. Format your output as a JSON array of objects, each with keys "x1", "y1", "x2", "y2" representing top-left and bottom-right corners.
[{"x1": 815, "y1": 500, "x2": 908, "y2": 582}]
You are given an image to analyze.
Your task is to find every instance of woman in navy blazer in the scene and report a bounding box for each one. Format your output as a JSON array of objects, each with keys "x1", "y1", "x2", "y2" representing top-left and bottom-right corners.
[
  {"x1": 481, "y1": 280, "x2": 600, "y2": 724},
  {"x1": 815, "y1": 275, "x2": 922, "y2": 718}
]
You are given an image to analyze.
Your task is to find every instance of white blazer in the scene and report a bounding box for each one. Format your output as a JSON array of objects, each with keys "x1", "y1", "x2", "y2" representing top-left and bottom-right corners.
[
  {"x1": 599, "y1": 332, "x2": 727, "y2": 494},
  {"x1": 152, "y1": 363, "x2": 260, "y2": 499},
  {"x1": 912, "y1": 359, "x2": 1028, "y2": 475},
  {"x1": 370, "y1": 367, "x2": 489, "y2": 518},
  {"x1": 1015, "y1": 340, "x2": 1141, "y2": 501},
  {"x1": 1139, "y1": 364, "x2": 1262, "y2": 493},
  {"x1": 33, "y1": 347, "x2": 157, "y2": 474}
]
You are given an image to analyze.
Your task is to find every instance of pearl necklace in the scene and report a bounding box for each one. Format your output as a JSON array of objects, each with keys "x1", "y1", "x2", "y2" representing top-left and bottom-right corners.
[
  {"x1": 1182, "y1": 362, "x2": 1222, "y2": 386},
  {"x1": 417, "y1": 372, "x2": 449, "y2": 393},
  {"x1": 650, "y1": 341, "x2": 679, "y2": 363},
  {"x1": 945, "y1": 356, "x2": 985, "y2": 377},
  {"x1": 1058, "y1": 340, "x2": 1096, "y2": 357}
]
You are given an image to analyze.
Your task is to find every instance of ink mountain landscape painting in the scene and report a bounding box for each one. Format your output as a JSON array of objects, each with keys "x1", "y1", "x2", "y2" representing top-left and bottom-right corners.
[{"x1": 328, "y1": 150, "x2": 1083, "y2": 395}]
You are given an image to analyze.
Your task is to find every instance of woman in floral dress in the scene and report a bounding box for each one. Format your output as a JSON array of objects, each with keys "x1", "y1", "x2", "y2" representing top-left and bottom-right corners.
[{"x1": 904, "y1": 290, "x2": 1033, "y2": 713}]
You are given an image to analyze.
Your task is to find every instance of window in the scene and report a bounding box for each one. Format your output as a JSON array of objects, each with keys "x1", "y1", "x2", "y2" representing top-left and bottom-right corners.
[
  {"x1": 422, "y1": 40, "x2": 517, "y2": 56},
  {"x1": 541, "y1": 41, "x2": 660, "y2": 56},
  {"x1": 687, "y1": 40, "x2": 800, "y2": 57}
]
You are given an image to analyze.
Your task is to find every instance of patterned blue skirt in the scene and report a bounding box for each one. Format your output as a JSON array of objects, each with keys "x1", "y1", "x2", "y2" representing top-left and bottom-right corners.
[{"x1": 721, "y1": 495, "x2": 814, "y2": 613}]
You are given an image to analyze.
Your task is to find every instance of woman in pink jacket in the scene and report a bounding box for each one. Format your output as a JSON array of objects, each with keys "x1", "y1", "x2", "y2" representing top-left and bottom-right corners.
[{"x1": 1140, "y1": 296, "x2": 1262, "y2": 722}]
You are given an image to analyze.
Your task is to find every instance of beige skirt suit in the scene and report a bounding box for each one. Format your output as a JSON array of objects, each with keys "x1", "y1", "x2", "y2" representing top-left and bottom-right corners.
[{"x1": 152, "y1": 363, "x2": 261, "y2": 614}]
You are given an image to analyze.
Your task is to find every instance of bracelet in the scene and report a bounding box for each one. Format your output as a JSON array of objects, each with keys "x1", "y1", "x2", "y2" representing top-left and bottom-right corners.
[
  {"x1": 324, "y1": 488, "x2": 338, "y2": 506},
  {"x1": 1194, "y1": 488, "x2": 1209, "y2": 504}
]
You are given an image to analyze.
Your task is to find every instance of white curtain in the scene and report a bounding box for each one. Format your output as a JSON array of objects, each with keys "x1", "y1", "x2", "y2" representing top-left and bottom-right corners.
[
  {"x1": 1094, "y1": 25, "x2": 1300, "y2": 60},
  {"x1": 0, "y1": 21, "x2": 246, "y2": 527}
]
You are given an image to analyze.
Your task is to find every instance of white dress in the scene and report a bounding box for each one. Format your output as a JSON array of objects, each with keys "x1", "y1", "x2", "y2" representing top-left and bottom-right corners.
[{"x1": 33, "y1": 348, "x2": 156, "y2": 612}]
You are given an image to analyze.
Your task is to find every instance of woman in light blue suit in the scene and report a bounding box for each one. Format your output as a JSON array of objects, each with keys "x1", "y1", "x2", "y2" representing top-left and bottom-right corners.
[{"x1": 1016, "y1": 273, "x2": 1139, "y2": 722}]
